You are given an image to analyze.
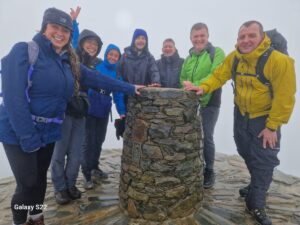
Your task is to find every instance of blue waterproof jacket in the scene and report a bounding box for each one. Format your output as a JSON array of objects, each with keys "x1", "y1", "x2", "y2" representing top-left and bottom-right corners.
[
  {"x1": 0, "y1": 33, "x2": 135, "y2": 152},
  {"x1": 88, "y1": 44, "x2": 126, "y2": 118}
]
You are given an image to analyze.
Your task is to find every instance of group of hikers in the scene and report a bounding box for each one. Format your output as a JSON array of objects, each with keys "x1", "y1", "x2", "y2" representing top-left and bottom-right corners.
[{"x1": 0, "y1": 5, "x2": 296, "y2": 225}]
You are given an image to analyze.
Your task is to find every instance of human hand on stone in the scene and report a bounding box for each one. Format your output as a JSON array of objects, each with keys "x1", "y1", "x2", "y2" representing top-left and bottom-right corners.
[
  {"x1": 183, "y1": 81, "x2": 204, "y2": 95},
  {"x1": 183, "y1": 81, "x2": 193, "y2": 88},
  {"x1": 134, "y1": 85, "x2": 145, "y2": 95},
  {"x1": 148, "y1": 83, "x2": 161, "y2": 87}
]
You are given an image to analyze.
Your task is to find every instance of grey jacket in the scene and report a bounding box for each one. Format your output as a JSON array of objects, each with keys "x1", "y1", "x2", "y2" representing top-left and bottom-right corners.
[
  {"x1": 118, "y1": 46, "x2": 160, "y2": 85},
  {"x1": 156, "y1": 51, "x2": 184, "y2": 88}
]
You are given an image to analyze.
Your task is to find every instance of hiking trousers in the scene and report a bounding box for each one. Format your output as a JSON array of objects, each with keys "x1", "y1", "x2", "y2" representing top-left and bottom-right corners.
[
  {"x1": 233, "y1": 107, "x2": 281, "y2": 209},
  {"x1": 51, "y1": 115, "x2": 85, "y2": 192},
  {"x1": 81, "y1": 115, "x2": 109, "y2": 180},
  {"x1": 200, "y1": 106, "x2": 220, "y2": 170},
  {"x1": 3, "y1": 143, "x2": 54, "y2": 224}
]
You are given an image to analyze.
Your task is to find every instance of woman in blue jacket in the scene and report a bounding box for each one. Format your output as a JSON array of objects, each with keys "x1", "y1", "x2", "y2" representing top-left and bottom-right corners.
[
  {"x1": 0, "y1": 7, "x2": 141, "y2": 225},
  {"x1": 82, "y1": 44, "x2": 126, "y2": 189}
]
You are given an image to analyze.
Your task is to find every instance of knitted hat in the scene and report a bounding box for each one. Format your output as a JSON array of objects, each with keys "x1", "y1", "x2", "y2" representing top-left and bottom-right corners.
[
  {"x1": 131, "y1": 28, "x2": 148, "y2": 47},
  {"x1": 41, "y1": 8, "x2": 73, "y2": 32}
]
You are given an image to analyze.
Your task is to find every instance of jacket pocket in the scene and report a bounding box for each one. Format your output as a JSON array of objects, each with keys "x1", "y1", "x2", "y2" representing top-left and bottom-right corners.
[{"x1": 88, "y1": 90, "x2": 112, "y2": 118}]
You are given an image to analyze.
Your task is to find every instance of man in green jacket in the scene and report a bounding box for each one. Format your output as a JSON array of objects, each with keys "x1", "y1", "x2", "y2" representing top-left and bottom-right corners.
[{"x1": 180, "y1": 22, "x2": 225, "y2": 188}]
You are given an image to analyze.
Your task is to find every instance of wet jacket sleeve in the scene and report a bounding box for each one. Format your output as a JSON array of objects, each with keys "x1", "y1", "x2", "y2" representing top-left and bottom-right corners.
[
  {"x1": 200, "y1": 54, "x2": 233, "y2": 93},
  {"x1": 112, "y1": 75, "x2": 126, "y2": 116},
  {"x1": 72, "y1": 20, "x2": 79, "y2": 49},
  {"x1": 265, "y1": 56, "x2": 296, "y2": 130},
  {"x1": 1, "y1": 43, "x2": 42, "y2": 151},
  {"x1": 80, "y1": 64, "x2": 135, "y2": 95},
  {"x1": 148, "y1": 55, "x2": 160, "y2": 84},
  {"x1": 201, "y1": 47, "x2": 225, "y2": 83}
]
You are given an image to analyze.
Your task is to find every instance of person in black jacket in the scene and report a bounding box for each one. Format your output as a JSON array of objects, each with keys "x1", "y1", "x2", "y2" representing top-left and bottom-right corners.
[
  {"x1": 117, "y1": 28, "x2": 160, "y2": 86},
  {"x1": 156, "y1": 38, "x2": 184, "y2": 88}
]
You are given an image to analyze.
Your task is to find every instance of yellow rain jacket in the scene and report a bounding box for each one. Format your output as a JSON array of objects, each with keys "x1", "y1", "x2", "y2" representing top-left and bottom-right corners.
[{"x1": 200, "y1": 35, "x2": 296, "y2": 131}]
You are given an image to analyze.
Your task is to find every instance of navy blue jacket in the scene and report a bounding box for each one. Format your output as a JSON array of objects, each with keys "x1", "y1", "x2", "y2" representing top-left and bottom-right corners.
[{"x1": 0, "y1": 33, "x2": 135, "y2": 152}]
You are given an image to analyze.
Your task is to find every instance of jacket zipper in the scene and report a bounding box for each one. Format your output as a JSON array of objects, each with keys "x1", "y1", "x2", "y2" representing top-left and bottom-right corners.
[
  {"x1": 191, "y1": 55, "x2": 200, "y2": 83},
  {"x1": 249, "y1": 79, "x2": 253, "y2": 107}
]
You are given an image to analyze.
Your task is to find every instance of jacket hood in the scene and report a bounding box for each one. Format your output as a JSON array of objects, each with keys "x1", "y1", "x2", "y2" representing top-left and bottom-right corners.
[
  {"x1": 103, "y1": 44, "x2": 121, "y2": 69},
  {"x1": 78, "y1": 29, "x2": 103, "y2": 56},
  {"x1": 130, "y1": 28, "x2": 148, "y2": 50}
]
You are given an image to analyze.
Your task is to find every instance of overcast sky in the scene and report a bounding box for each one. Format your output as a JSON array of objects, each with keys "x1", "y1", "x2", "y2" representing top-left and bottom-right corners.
[{"x1": 0, "y1": 0, "x2": 299, "y2": 178}]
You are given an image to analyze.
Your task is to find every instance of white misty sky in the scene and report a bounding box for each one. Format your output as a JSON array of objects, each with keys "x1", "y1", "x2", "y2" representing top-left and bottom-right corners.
[{"x1": 0, "y1": 0, "x2": 299, "y2": 178}]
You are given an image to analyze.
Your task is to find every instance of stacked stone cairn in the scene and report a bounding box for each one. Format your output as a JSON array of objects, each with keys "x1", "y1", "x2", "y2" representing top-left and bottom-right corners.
[{"x1": 119, "y1": 87, "x2": 204, "y2": 222}]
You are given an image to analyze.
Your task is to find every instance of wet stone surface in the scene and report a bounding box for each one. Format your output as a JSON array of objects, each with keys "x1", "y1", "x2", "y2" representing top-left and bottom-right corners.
[
  {"x1": 119, "y1": 88, "x2": 203, "y2": 220},
  {"x1": 0, "y1": 149, "x2": 300, "y2": 225}
]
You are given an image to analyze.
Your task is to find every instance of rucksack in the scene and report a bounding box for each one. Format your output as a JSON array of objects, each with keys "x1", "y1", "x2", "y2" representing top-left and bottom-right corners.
[
  {"x1": 231, "y1": 29, "x2": 289, "y2": 98},
  {"x1": 0, "y1": 41, "x2": 39, "y2": 100}
]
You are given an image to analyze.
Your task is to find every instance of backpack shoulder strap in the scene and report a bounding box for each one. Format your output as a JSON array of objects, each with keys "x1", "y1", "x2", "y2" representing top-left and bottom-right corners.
[
  {"x1": 256, "y1": 47, "x2": 274, "y2": 98},
  {"x1": 231, "y1": 56, "x2": 239, "y2": 96},
  {"x1": 28, "y1": 40, "x2": 39, "y2": 65},
  {"x1": 206, "y1": 44, "x2": 215, "y2": 62},
  {"x1": 25, "y1": 41, "x2": 39, "y2": 102}
]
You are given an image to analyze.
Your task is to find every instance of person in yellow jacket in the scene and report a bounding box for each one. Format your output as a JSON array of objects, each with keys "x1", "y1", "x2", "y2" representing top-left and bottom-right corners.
[{"x1": 183, "y1": 20, "x2": 296, "y2": 225}]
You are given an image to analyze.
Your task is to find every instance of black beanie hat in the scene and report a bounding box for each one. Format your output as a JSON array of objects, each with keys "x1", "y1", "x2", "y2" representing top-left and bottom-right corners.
[{"x1": 41, "y1": 8, "x2": 73, "y2": 32}]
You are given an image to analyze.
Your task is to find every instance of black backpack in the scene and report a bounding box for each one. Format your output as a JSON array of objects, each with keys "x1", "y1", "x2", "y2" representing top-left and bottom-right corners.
[{"x1": 231, "y1": 29, "x2": 288, "y2": 98}]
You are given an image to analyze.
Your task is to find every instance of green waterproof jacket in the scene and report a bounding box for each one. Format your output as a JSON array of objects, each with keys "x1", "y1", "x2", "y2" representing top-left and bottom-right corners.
[{"x1": 180, "y1": 45, "x2": 225, "y2": 107}]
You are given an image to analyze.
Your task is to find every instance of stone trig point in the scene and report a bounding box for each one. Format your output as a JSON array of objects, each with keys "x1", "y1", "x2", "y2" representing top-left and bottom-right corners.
[{"x1": 119, "y1": 88, "x2": 203, "y2": 221}]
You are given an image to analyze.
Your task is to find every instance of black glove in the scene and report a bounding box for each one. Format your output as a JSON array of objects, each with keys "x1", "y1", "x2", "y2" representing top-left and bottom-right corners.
[{"x1": 114, "y1": 117, "x2": 126, "y2": 140}]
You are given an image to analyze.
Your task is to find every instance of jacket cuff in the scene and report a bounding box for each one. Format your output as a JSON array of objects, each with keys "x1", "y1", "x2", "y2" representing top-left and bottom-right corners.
[
  {"x1": 20, "y1": 133, "x2": 43, "y2": 153},
  {"x1": 266, "y1": 121, "x2": 279, "y2": 131},
  {"x1": 200, "y1": 85, "x2": 208, "y2": 94}
]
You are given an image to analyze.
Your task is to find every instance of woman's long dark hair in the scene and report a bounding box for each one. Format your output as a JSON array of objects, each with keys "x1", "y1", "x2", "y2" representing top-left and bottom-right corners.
[{"x1": 67, "y1": 43, "x2": 81, "y2": 96}]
